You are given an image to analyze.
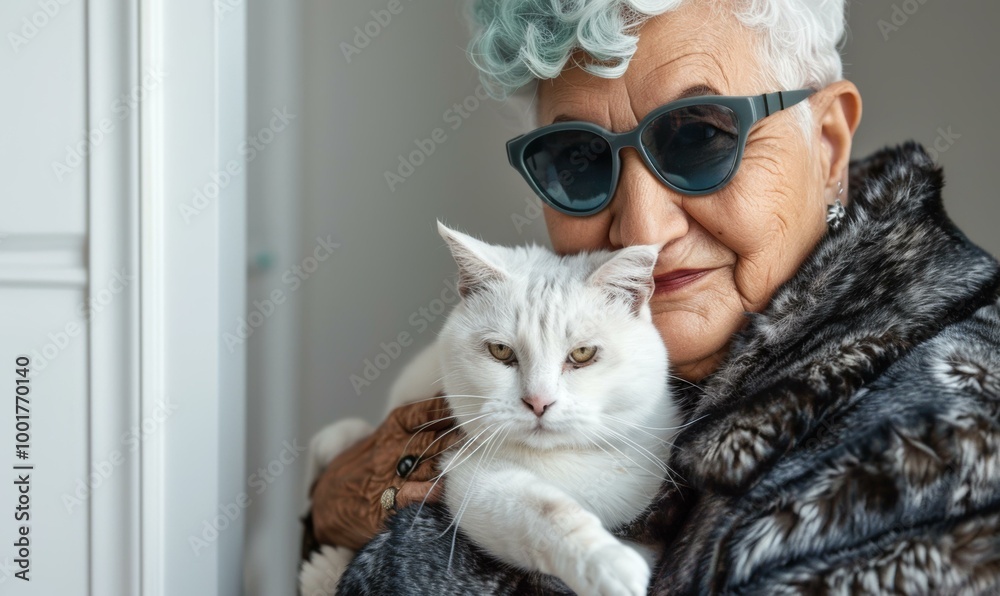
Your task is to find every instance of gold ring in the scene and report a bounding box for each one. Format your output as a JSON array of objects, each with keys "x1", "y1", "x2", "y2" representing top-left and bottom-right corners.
[{"x1": 380, "y1": 486, "x2": 398, "y2": 512}]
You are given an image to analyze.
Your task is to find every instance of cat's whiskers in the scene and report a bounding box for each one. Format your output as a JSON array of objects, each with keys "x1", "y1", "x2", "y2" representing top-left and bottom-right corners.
[
  {"x1": 409, "y1": 420, "x2": 499, "y2": 531},
  {"x1": 585, "y1": 429, "x2": 664, "y2": 501},
  {"x1": 415, "y1": 404, "x2": 483, "y2": 420},
  {"x1": 422, "y1": 418, "x2": 499, "y2": 484},
  {"x1": 399, "y1": 395, "x2": 496, "y2": 416},
  {"x1": 599, "y1": 424, "x2": 682, "y2": 493},
  {"x1": 600, "y1": 412, "x2": 709, "y2": 432},
  {"x1": 393, "y1": 395, "x2": 443, "y2": 406},
  {"x1": 408, "y1": 413, "x2": 467, "y2": 434},
  {"x1": 666, "y1": 373, "x2": 724, "y2": 403},
  {"x1": 399, "y1": 393, "x2": 493, "y2": 409},
  {"x1": 419, "y1": 403, "x2": 487, "y2": 416},
  {"x1": 400, "y1": 412, "x2": 491, "y2": 463},
  {"x1": 439, "y1": 424, "x2": 506, "y2": 532},
  {"x1": 399, "y1": 396, "x2": 496, "y2": 432},
  {"x1": 600, "y1": 412, "x2": 675, "y2": 432},
  {"x1": 576, "y1": 427, "x2": 641, "y2": 484},
  {"x1": 665, "y1": 373, "x2": 703, "y2": 392},
  {"x1": 586, "y1": 427, "x2": 666, "y2": 484},
  {"x1": 409, "y1": 404, "x2": 488, "y2": 433},
  {"x1": 584, "y1": 426, "x2": 668, "y2": 499},
  {"x1": 442, "y1": 423, "x2": 512, "y2": 571},
  {"x1": 581, "y1": 426, "x2": 677, "y2": 498},
  {"x1": 599, "y1": 425, "x2": 669, "y2": 474},
  {"x1": 605, "y1": 400, "x2": 677, "y2": 419},
  {"x1": 599, "y1": 415, "x2": 679, "y2": 447}
]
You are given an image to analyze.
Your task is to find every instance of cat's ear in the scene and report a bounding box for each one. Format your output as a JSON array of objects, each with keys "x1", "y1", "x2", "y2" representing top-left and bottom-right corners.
[
  {"x1": 587, "y1": 244, "x2": 661, "y2": 315},
  {"x1": 437, "y1": 221, "x2": 506, "y2": 298}
]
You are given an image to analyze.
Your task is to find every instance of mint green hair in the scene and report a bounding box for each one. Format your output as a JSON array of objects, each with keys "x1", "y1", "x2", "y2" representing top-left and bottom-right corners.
[{"x1": 466, "y1": 0, "x2": 848, "y2": 132}]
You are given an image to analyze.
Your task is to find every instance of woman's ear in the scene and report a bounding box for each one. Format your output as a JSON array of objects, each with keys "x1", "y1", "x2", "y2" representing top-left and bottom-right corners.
[{"x1": 815, "y1": 80, "x2": 863, "y2": 188}]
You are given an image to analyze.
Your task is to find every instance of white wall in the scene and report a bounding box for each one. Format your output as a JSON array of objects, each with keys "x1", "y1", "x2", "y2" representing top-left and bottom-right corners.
[
  {"x1": 842, "y1": 1, "x2": 1000, "y2": 257},
  {"x1": 245, "y1": 2, "x2": 304, "y2": 595}
]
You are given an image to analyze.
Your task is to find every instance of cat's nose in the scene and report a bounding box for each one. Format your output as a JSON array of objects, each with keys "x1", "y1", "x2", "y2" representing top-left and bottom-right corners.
[{"x1": 521, "y1": 395, "x2": 555, "y2": 417}]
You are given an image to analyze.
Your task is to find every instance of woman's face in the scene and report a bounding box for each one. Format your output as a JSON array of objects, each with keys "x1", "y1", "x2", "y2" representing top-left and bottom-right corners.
[{"x1": 536, "y1": 1, "x2": 860, "y2": 381}]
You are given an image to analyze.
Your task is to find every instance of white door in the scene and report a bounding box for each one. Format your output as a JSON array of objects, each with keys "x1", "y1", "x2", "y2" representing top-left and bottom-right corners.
[{"x1": 0, "y1": 1, "x2": 247, "y2": 594}]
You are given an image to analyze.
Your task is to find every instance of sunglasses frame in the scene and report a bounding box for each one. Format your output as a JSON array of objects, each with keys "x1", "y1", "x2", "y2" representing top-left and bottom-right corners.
[{"x1": 506, "y1": 88, "x2": 816, "y2": 216}]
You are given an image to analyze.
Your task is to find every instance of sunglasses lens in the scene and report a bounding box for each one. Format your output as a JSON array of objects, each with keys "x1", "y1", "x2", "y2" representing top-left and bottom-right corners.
[
  {"x1": 521, "y1": 130, "x2": 612, "y2": 214},
  {"x1": 641, "y1": 104, "x2": 740, "y2": 192}
]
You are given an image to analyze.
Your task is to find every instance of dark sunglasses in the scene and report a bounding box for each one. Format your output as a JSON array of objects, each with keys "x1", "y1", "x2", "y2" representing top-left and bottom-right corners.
[{"x1": 506, "y1": 88, "x2": 816, "y2": 216}]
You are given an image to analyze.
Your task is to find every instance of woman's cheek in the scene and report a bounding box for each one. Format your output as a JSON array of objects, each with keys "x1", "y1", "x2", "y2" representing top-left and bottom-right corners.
[
  {"x1": 544, "y1": 208, "x2": 613, "y2": 254},
  {"x1": 651, "y1": 277, "x2": 747, "y2": 376}
]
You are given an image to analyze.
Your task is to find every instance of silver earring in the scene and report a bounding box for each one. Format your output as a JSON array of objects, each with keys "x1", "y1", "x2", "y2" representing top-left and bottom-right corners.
[{"x1": 826, "y1": 181, "x2": 845, "y2": 230}]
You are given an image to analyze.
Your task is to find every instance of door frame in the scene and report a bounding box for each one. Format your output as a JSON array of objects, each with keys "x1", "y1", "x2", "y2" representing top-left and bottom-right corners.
[{"x1": 135, "y1": 0, "x2": 247, "y2": 594}]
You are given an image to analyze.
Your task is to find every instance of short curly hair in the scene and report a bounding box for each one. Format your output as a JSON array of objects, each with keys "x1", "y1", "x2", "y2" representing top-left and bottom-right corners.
[{"x1": 465, "y1": 0, "x2": 848, "y2": 114}]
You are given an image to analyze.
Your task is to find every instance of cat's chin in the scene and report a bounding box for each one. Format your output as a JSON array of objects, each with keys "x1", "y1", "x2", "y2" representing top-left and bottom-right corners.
[{"x1": 509, "y1": 424, "x2": 584, "y2": 451}]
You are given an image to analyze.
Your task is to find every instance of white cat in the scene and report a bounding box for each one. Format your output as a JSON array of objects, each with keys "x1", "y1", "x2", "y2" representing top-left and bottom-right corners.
[{"x1": 402, "y1": 222, "x2": 679, "y2": 596}]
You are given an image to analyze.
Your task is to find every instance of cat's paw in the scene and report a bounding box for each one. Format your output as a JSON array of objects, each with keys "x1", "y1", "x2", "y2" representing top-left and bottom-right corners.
[{"x1": 573, "y1": 541, "x2": 651, "y2": 596}]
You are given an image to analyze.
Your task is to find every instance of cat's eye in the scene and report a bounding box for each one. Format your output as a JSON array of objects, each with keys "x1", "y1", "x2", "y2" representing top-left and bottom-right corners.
[
  {"x1": 568, "y1": 346, "x2": 597, "y2": 364},
  {"x1": 487, "y1": 342, "x2": 516, "y2": 363}
]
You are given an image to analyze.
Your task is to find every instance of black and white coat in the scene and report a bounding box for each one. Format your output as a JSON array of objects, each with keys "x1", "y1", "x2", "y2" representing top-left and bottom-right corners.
[{"x1": 330, "y1": 142, "x2": 1000, "y2": 595}]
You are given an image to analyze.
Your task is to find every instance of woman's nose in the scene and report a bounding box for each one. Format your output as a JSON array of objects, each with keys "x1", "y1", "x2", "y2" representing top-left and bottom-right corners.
[{"x1": 608, "y1": 148, "x2": 689, "y2": 248}]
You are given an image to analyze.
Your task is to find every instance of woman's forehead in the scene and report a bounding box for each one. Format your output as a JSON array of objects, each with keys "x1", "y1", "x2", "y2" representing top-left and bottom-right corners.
[{"x1": 535, "y1": 8, "x2": 760, "y2": 128}]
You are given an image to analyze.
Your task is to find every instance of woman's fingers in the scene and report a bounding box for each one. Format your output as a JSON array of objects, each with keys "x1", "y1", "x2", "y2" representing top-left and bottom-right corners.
[
  {"x1": 395, "y1": 480, "x2": 445, "y2": 508},
  {"x1": 307, "y1": 395, "x2": 466, "y2": 551},
  {"x1": 399, "y1": 429, "x2": 464, "y2": 483}
]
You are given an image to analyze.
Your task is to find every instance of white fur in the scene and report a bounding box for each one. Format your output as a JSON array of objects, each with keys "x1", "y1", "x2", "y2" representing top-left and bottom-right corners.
[
  {"x1": 430, "y1": 222, "x2": 678, "y2": 596},
  {"x1": 298, "y1": 545, "x2": 355, "y2": 596}
]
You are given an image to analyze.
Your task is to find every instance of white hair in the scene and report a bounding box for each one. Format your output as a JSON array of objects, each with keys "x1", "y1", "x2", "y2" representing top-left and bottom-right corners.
[{"x1": 465, "y1": 0, "x2": 848, "y2": 133}]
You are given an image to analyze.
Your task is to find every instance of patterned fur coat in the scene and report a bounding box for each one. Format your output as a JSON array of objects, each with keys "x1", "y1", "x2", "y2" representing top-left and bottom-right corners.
[{"x1": 331, "y1": 142, "x2": 1000, "y2": 595}]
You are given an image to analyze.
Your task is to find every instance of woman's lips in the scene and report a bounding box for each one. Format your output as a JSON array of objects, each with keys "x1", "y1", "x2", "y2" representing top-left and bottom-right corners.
[{"x1": 653, "y1": 269, "x2": 713, "y2": 295}]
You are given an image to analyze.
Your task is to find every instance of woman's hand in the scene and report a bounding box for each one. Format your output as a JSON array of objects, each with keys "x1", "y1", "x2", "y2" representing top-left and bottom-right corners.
[{"x1": 309, "y1": 396, "x2": 462, "y2": 550}]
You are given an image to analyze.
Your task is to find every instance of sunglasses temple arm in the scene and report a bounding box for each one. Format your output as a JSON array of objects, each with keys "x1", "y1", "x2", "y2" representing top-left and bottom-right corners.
[{"x1": 754, "y1": 88, "x2": 816, "y2": 120}]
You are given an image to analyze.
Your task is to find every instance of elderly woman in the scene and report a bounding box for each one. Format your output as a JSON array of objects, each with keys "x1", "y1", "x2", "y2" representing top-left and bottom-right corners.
[{"x1": 300, "y1": 0, "x2": 1000, "y2": 594}]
